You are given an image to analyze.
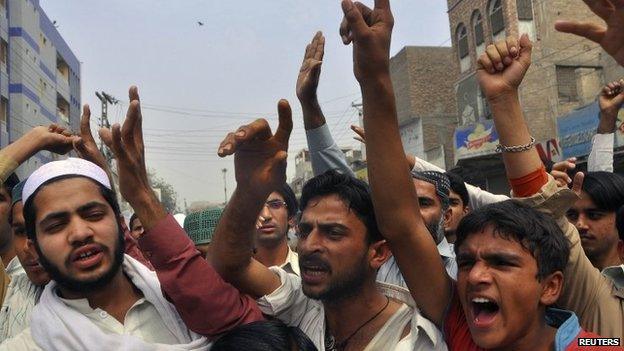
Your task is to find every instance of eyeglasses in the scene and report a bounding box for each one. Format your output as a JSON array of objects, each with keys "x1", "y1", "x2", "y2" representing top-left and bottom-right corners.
[{"x1": 264, "y1": 200, "x2": 287, "y2": 211}]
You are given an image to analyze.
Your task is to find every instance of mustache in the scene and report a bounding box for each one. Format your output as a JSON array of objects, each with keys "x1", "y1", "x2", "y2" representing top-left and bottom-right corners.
[{"x1": 299, "y1": 253, "x2": 331, "y2": 271}]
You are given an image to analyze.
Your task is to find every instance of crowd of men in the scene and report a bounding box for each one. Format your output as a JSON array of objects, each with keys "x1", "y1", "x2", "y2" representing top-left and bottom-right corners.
[{"x1": 0, "y1": 0, "x2": 624, "y2": 350}]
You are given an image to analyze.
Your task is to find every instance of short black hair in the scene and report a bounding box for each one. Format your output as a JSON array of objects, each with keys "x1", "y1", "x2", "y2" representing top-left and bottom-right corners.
[
  {"x1": 129, "y1": 213, "x2": 139, "y2": 230},
  {"x1": 211, "y1": 320, "x2": 317, "y2": 351},
  {"x1": 23, "y1": 175, "x2": 121, "y2": 242},
  {"x1": 446, "y1": 171, "x2": 469, "y2": 208},
  {"x1": 582, "y1": 172, "x2": 624, "y2": 212},
  {"x1": 455, "y1": 200, "x2": 570, "y2": 280},
  {"x1": 617, "y1": 205, "x2": 624, "y2": 241},
  {"x1": 276, "y1": 183, "x2": 298, "y2": 219},
  {"x1": 300, "y1": 170, "x2": 382, "y2": 243}
]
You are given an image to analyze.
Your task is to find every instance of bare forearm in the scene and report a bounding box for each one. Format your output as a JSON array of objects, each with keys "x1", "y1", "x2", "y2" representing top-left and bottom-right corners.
[
  {"x1": 597, "y1": 111, "x2": 617, "y2": 134},
  {"x1": 361, "y1": 76, "x2": 418, "y2": 235},
  {"x1": 361, "y1": 75, "x2": 450, "y2": 326},
  {"x1": 489, "y1": 93, "x2": 542, "y2": 179},
  {"x1": 210, "y1": 186, "x2": 266, "y2": 273},
  {"x1": 300, "y1": 98, "x2": 326, "y2": 130},
  {"x1": 127, "y1": 191, "x2": 168, "y2": 232},
  {"x1": 0, "y1": 130, "x2": 43, "y2": 168}
]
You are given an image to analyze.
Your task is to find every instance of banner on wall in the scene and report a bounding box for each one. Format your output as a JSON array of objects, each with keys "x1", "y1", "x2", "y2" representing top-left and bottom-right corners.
[
  {"x1": 454, "y1": 120, "x2": 499, "y2": 160},
  {"x1": 557, "y1": 102, "x2": 600, "y2": 159}
]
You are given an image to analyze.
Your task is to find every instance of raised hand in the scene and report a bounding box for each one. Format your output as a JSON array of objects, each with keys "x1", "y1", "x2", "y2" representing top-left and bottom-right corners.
[
  {"x1": 339, "y1": 0, "x2": 394, "y2": 82},
  {"x1": 477, "y1": 34, "x2": 533, "y2": 100},
  {"x1": 598, "y1": 79, "x2": 624, "y2": 133},
  {"x1": 73, "y1": 104, "x2": 112, "y2": 180},
  {"x1": 296, "y1": 31, "x2": 325, "y2": 103},
  {"x1": 555, "y1": 0, "x2": 624, "y2": 66},
  {"x1": 218, "y1": 100, "x2": 292, "y2": 195},
  {"x1": 351, "y1": 124, "x2": 366, "y2": 143},
  {"x1": 99, "y1": 86, "x2": 164, "y2": 227},
  {"x1": 550, "y1": 157, "x2": 577, "y2": 187},
  {"x1": 571, "y1": 171, "x2": 585, "y2": 197},
  {"x1": 33, "y1": 124, "x2": 78, "y2": 155}
]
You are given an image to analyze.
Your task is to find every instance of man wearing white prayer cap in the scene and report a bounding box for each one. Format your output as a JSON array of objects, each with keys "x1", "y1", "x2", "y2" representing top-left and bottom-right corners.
[{"x1": 0, "y1": 157, "x2": 210, "y2": 350}]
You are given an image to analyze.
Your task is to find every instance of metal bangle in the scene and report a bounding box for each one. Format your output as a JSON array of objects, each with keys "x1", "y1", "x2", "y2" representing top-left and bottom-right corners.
[{"x1": 495, "y1": 137, "x2": 536, "y2": 153}]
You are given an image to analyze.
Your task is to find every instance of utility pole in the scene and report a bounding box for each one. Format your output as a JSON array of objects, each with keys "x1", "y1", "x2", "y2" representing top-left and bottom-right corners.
[
  {"x1": 95, "y1": 91, "x2": 118, "y2": 164},
  {"x1": 352, "y1": 102, "x2": 365, "y2": 161},
  {"x1": 222, "y1": 168, "x2": 228, "y2": 205}
]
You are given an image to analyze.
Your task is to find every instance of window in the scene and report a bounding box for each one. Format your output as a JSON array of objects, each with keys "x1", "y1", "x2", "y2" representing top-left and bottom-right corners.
[
  {"x1": 457, "y1": 24, "x2": 469, "y2": 59},
  {"x1": 0, "y1": 98, "x2": 7, "y2": 128},
  {"x1": 57, "y1": 93, "x2": 70, "y2": 123},
  {"x1": 516, "y1": 0, "x2": 533, "y2": 20},
  {"x1": 489, "y1": 0, "x2": 505, "y2": 35},
  {"x1": 472, "y1": 11, "x2": 484, "y2": 46},
  {"x1": 0, "y1": 39, "x2": 7, "y2": 66},
  {"x1": 556, "y1": 66, "x2": 578, "y2": 102}
]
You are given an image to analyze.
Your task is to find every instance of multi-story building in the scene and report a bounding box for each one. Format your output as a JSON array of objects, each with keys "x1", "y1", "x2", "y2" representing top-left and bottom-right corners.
[
  {"x1": 290, "y1": 147, "x2": 363, "y2": 198},
  {"x1": 0, "y1": 0, "x2": 80, "y2": 178},
  {"x1": 448, "y1": 0, "x2": 624, "y2": 192},
  {"x1": 390, "y1": 46, "x2": 459, "y2": 170}
]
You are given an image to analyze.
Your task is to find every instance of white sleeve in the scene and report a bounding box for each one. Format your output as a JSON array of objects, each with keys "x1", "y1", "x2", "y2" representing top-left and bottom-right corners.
[
  {"x1": 255, "y1": 267, "x2": 314, "y2": 327},
  {"x1": 587, "y1": 133, "x2": 614, "y2": 172},
  {"x1": 411, "y1": 157, "x2": 509, "y2": 209}
]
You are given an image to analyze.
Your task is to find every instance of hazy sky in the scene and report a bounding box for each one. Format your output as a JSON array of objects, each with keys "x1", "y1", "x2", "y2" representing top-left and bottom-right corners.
[{"x1": 39, "y1": 0, "x2": 451, "y2": 207}]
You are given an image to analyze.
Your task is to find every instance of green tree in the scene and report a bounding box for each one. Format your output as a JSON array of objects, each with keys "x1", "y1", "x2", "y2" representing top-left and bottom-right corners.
[{"x1": 148, "y1": 169, "x2": 179, "y2": 213}]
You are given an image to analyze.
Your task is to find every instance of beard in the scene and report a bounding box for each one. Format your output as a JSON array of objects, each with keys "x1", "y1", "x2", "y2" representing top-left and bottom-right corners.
[
  {"x1": 426, "y1": 214, "x2": 446, "y2": 245},
  {"x1": 36, "y1": 226, "x2": 125, "y2": 294},
  {"x1": 301, "y1": 250, "x2": 369, "y2": 302}
]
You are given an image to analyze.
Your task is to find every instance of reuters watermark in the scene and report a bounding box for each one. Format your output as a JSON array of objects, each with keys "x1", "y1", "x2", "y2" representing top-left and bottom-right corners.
[{"x1": 577, "y1": 338, "x2": 621, "y2": 348}]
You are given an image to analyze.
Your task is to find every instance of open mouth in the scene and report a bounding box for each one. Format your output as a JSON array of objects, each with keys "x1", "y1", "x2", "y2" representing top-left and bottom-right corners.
[
  {"x1": 299, "y1": 257, "x2": 331, "y2": 284},
  {"x1": 471, "y1": 297, "x2": 500, "y2": 328},
  {"x1": 70, "y1": 245, "x2": 105, "y2": 269}
]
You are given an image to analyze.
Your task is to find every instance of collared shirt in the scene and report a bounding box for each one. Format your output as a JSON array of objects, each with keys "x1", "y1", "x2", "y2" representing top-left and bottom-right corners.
[
  {"x1": 256, "y1": 266, "x2": 447, "y2": 351},
  {"x1": 0, "y1": 296, "x2": 181, "y2": 350},
  {"x1": 0, "y1": 261, "x2": 8, "y2": 306},
  {"x1": 603, "y1": 265, "x2": 624, "y2": 290},
  {"x1": 0, "y1": 273, "x2": 42, "y2": 342},
  {"x1": 279, "y1": 246, "x2": 300, "y2": 276},
  {"x1": 377, "y1": 237, "x2": 457, "y2": 288},
  {"x1": 515, "y1": 176, "x2": 624, "y2": 338},
  {"x1": 5, "y1": 257, "x2": 24, "y2": 278}
]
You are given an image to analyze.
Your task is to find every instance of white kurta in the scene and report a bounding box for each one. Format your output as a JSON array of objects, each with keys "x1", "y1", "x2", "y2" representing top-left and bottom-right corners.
[{"x1": 0, "y1": 273, "x2": 42, "y2": 342}]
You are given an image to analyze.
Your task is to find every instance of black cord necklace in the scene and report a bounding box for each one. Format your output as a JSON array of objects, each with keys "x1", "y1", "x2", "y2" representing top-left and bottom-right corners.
[{"x1": 326, "y1": 296, "x2": 391, "y2": 351}]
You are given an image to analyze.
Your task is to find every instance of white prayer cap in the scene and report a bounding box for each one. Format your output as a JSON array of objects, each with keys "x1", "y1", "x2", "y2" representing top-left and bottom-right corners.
[
  {"x1": 23, "y1": 157, "x2": 111, "y2": 205},
  {"x1": 173, "y1": 213, "x2": 186, "y2": 227}
]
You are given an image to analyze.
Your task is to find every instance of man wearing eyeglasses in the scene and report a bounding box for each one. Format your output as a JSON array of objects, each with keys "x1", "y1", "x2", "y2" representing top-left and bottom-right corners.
[{"x1": 254, "y1": 184, "x2": 300, "y2": 275}]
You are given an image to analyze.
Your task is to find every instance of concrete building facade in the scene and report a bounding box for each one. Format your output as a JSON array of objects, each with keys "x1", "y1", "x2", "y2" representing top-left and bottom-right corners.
[
  {"x1": 390, "y1": 46, "x2": 459, "y2": 170},
  {"x1": 448, "y1": 0, "x2": 624, "y2": 193},
  {"x1": 0, "y1": 0, "x2": 80, "y2": 177}
]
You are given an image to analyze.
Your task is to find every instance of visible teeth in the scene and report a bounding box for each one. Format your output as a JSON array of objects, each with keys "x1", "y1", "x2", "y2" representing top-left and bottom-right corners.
[{"x1": 472, "y1": 298, "x2": 491, "y2": 304}]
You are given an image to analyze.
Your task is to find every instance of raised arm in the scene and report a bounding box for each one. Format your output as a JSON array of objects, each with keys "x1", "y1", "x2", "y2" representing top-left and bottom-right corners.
[
  {"x1": 352, "y1": 124, "x2": 510, "y2": 208},
  {"x1": 210, "y1": 100, "x2": 293, "y2": 298},
  {"x1": 477, "y1": 35, "x2": 543, "y2": 182},
  {"x1": 588, "y1": 79, "x2": 624, "y2": 172},
  {"x1": 297, "y1": 32, "x2": 354, "y2": 177},
  {"x1": 555, "y1": 0, "x2": 624, "y2": 66},
  {"x1": 0, "y1": 125, "x2": 77, "y2": 184},
  {"x1": 340, "y1": 0, "x2": 451, "y2": 327},
  {"x1": 100, "y1": 86, "x2": 264, "y2": 336}
]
